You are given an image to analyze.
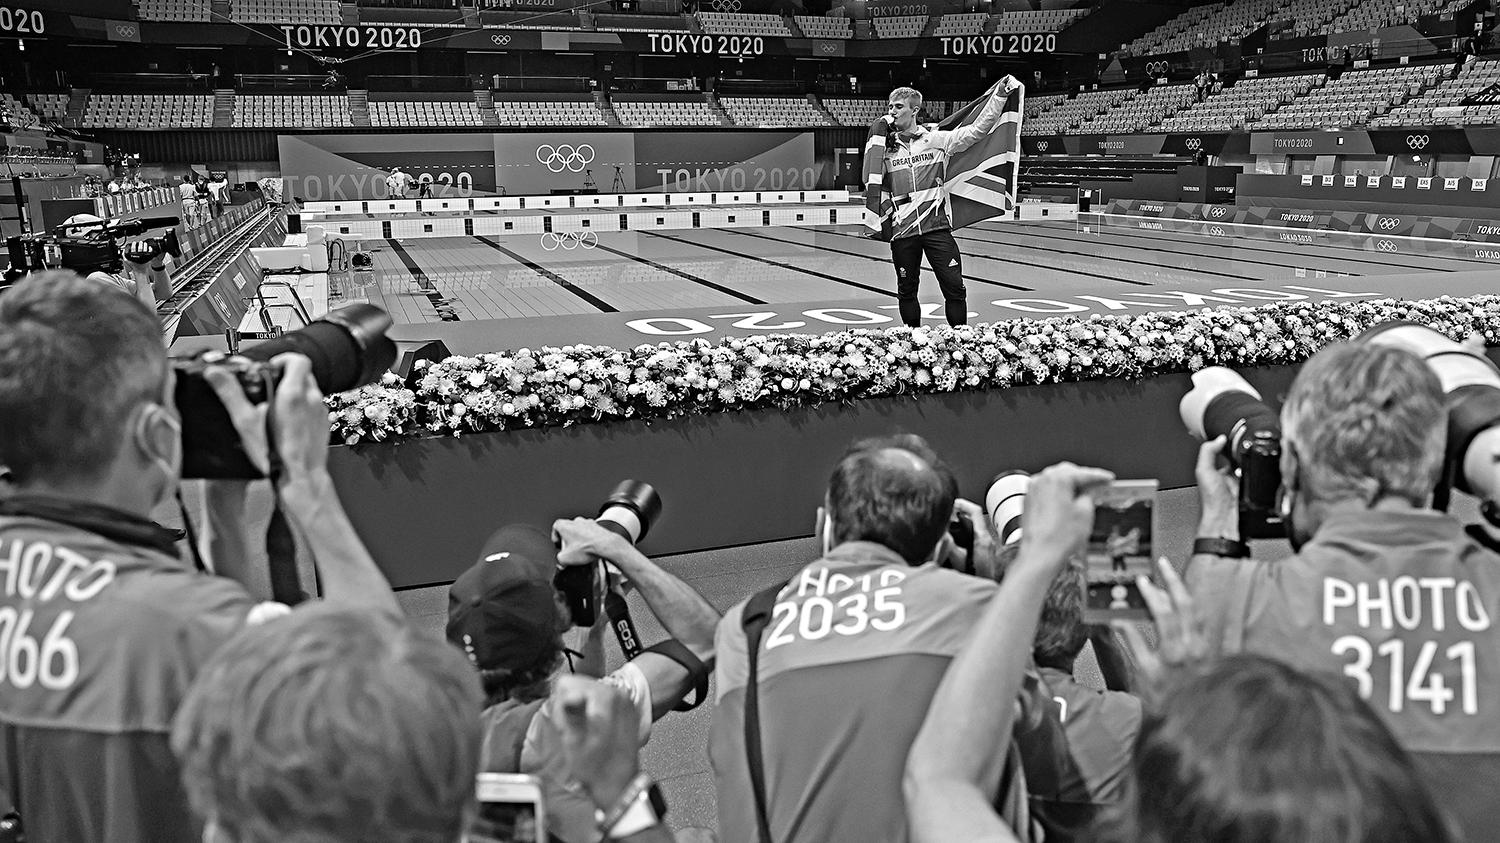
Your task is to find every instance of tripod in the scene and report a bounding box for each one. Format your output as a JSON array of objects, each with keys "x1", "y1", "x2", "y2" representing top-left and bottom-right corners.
[
  {"x1": 612, "y1": 165, "x2": 626, "y2": 192},
  {"x1": 582, "y1": 168, "x2": 597, "y2": 192}
]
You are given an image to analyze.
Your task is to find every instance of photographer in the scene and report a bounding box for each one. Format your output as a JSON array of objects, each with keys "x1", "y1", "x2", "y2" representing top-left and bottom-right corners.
[
  {"x1": 171, "y1": 603, "x2": 480, "y2": 843},
  {"x1": 446, "y1": 519, "x2": 718, "y2": 843},
  {"x1": 1187, "y1": 341, "x2": 1500, "y2": 839},
  {"x1": 905, "y1": 462, "x2": 1114, "y2": 843},
  {"x1": 711, "y1": 435, "x2": 1050, "y2": 843},
  {"x1": 0, "y1": 271, "x2": 398, "y2": 843}
]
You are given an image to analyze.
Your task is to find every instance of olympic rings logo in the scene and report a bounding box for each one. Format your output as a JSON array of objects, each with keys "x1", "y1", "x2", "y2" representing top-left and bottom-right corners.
[
  {"x1": 1184, "y1": 137, "x2": 1202, "y2": 150},
  {"x1": 491, "y1": 34, "x2": 511, "y2": 45},
  {"x1": 536, "y1": 143, "x2": 595, "y2": 173},
  {"x1": 1145, "y1": 61, "x2": 1170, "y2": 76},
  {"x1": 1209, "y1": 206, "x2": 1228, "y2": 218},
  {"x1": 709, "y1": 0, "x2": 743, "y2": 10},
  {"x1": 1377, "y1": 239, "x2": 1399, "y2": 252},
  {"x1": 115, "y1": 24, "x2": 137, "y2": 38},
  {"x1": 1207, "y1": 225, "x2": 1226, "y2": 236},
  {"x1": 1035, "y1": 140, "x2": 1049, "y2": 152},
  {"x1": 541, "y1": 231, "x2": 598, "y2": 250},
  {"x1": 819, "y1": 42, "x2": 838, "y2": 53},
  {"x1": 1377, "y1": 217, "x2": 1402, "y2": 231},
  {"x1": 1406, "y1": 134, "x2": 1430, "y2": 150}
]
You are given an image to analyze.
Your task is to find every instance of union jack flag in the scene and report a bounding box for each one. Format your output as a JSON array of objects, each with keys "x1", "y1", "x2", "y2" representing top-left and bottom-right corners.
[{"x1": 862, "y1": 76, "x2": 1025, "y2": 241}]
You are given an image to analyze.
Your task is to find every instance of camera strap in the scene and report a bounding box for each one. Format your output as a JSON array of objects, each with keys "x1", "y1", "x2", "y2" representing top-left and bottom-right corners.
[
  {"x1": 260, "y1": 370, "x2": 309, "y2": 606},
  {"x1": 740, "y1": 578, "x2": 790, "y2": 843},
  {"x1": 605, "y1": 587, "x2": 643, "y2": 661}
]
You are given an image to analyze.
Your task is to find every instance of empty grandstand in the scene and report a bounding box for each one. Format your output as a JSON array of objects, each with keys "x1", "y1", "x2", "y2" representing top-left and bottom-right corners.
[
  {"x1": 1076, "y1": 82, "x2": 1196, "y2": 134},
  {"x1": 696, "y1": 12, "x2": 792, "y2": 35},
  {"x1": 872, "y1": 15, "x2": 926, "y2": 38},
  {"x1": 932, "y1": 13, "x2": 988, "y2": 36},
  {"x1": 1022, "y1": 88, "x2": 1135, "y2": 135},
  {"x1": 26, "y1": 93, "x2": 68, "y2": 125},
  {"x1": 611, "y1": 96, "x2": 722, "y2": 127},
  {"x1": 1156, "y1": 73, "x2": 1321, "y2": 131},
  {"x1": 1372, "y1": 59, "x2": 1500, "y2": 127},
  {"x1": 1122, "y1": 0, "x2": 1280, "y2": 54},
  {"x1": 368, "y1": 96, "x2": 486, "y2": 128},
  {"x1": 229, "y1": 0, "x2": 339, "y2": 23},
  {"x1": 82, "y1": 93, "x2": 214, "y2": 129},
  {"x1": 991, "y1": 8, "x2": 1089, "y2": 33},
  {"x1": 490, "y1": 97, "x2": 604, "y2": 127},
  {"x1": 1253, "y1": 64, "x2": 1445, "y2": 129},
  {"x1": 794, "y1": 14, "x2": 852, "y2": 38},
  {"x1": 233, "y1": 94, "x2": 351, "y2": 128},
  {"x1": 720, "y1": 96, "x2": 834, "y2": 127},
  {"x1": 136, "y1": 0, "x2": 213, "y2": 22}
]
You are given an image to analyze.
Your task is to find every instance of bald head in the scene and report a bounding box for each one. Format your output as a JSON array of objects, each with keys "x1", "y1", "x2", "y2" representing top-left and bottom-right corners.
[{"x1": 826, "y1": 436, "x2": 956, "y2": 564}]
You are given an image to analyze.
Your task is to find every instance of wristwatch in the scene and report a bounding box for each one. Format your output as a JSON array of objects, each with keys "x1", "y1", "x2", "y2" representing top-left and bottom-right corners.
[
  {"x1": 1192, "y1": 536, "x2": 1250, "y2": 558},
  {"x1": 596, "y1": 773, "x2": 667, "y2": 840}
]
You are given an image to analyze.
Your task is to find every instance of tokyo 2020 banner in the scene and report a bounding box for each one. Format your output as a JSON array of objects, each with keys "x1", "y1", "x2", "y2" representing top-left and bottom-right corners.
[{"x1": 277, "y1": 131, "x2": 818, "y2": 201}]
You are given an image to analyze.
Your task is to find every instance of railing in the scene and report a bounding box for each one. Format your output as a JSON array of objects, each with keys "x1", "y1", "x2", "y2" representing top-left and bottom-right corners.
[
  {"x1": 611, "y1": 77, "x2": 701, "y2": 93},
  {"x1": 490, "y1": 75, "x2": 593, "y2": 93},
  {"x1": 235, "y1": 74, "x2": 338, "y2": 91},
  {"x1": 86, "y1": 72, "x2": 214, "y2": 92},
  {"x1": 367, "y1": 74, "x2": 484, "y2": 92}
]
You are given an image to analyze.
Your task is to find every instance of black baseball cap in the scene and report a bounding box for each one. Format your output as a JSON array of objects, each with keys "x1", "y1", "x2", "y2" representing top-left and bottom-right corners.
[{"x1": 446, "y1": 524, "x2": 563, "y2": 673}]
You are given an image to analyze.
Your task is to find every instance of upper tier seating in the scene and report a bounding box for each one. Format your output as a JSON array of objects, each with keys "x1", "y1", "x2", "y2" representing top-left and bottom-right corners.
[
  {"x1": 1371, "y1": 59, "x2": 1500, "y2": 127},
  {"x1": 872, "y1": 15, "x2": 926, "y2": 38},
  {"x1": 1252, "y1": 64, "x2": 1443, "y2": 129},
  {"x1": 1124, "y1": 0, "x2": 1280, "y2": 54},
  {"x1": 720, "y1": 96, "x2": 834, "y2": 127},
  {"x1": 233, "y1": 94, "x2": 351, "y2": 127},
  {"x1": 81, "y1": 93, "x2": 213, "y2": 129},
  {"x1": 593, "y1": 13, "x2": 689, "y2": 31},
  {"x1": 137, "y1": 0, "x2": 213, "y2": 22},
  {"x1": 491, "y1": 98, "x2": 604, "y2": 127},
  {"x1": 1325, "y1": 0, "x2": 1447, "y2": 33},
  {"x1": 795, "y1": 14, "x2": 853, "y2": 38},
  {"x1": 932, "y1": 12, "x2": 987, "y2": 36},
  {"x1": 1156, "y1": 72, "x2": 1321, "y2": 131},
  {"x1": 1024, "y1": 93, "x2": 1066, "y2": 122},
  {"x1": 1076, "y1": 82, "x2": 1196, "y2": 133},
  {"x1": 1021, "y1": 88, "x2": 1134, "y2": 134},
  {"x1": 696, "y1": 12, "x2": 792, "y2": 35},
  {"x1": 990, "y1": 8, "x2": 1088, "y2": 33},
  {"x1": 229, "y1": 0, "x2": 339, "y2": 23},
  {"x1": 26, "y1": 93, "x2": 69, "y2": 124},
  {"x1": 369, "y1": 98, "x2": 485, "y2": 127},
  {"x1": 1270, "y1": 0, "x2": 1358, "y2": 38},
  {"x1": 1, "y1": 94, "x2": 41, "y2": 129},
  {"x1": 612, "y1": 97, "x2": 722, "y2": 126}
]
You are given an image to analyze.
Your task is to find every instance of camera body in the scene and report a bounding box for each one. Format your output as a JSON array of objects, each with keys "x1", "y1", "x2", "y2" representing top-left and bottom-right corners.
[
  {"x1": 5, "y1": 216, "x2": 180, "y2": 280},
  {"x1": 1180, "y1": 368, "x2": 1286, "y2": 539},
  {"x1": 172, "y1": 304, "x2": 396, "y2": 479},
  {"x1": 555, "y1": 481, "x2": 663, "y2": 627}
]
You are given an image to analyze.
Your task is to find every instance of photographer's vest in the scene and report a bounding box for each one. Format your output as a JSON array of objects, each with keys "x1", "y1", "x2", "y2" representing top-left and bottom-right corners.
[
  {"x1": 1190, "y1": 508, "x2": 1500, "y2": 839},
  {"x1": 0, "y1": 507, "x2": 256, "y2": 843},
  {"x1": 710, "y1": 542, "x2": 1043, "y2": 843}
]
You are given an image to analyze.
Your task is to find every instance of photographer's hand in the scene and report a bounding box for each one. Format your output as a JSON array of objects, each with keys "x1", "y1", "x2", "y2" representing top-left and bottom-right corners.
[
  {"x1": 1113, "y1": 557, "x2": 1212, "y2": 698},
  {"x1": 1017, "y1": 462, "x2": 1115, "y2": 575},
  {"x1": 1195, "y1": 435, "x2": 1240, "y2": 541},
  {"x1": 203, "y1": 353, "x2": 396, "y2": 614},
  {"x1": 952, "y1": 498, "x2": 1003, "y2": 581},
  {"x1": 552, "y1": 517, "x2": 638, "y2": 569}
]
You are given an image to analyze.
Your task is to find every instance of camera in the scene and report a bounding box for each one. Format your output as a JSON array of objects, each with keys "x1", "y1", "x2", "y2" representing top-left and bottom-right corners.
[
  {"x1": 1179, "y1": 367, "x2": 1286, "y2": 539},
  {"x1": 4, "y1": 215, "x2": 181, "y2": 281},
  {"x1": 1359, "y1": 322, "x2": 1500, "y2": 525},
  {"x1": 172, "y1": 303, "x2": 396, "y2": 479},
  {"x1": 554, "y1": 480, "x2": 663, "y2": 627}
]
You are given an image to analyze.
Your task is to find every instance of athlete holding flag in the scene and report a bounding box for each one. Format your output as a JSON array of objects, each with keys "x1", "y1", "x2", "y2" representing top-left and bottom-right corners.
[{"x1": 864, "y1": 78, "x2": 1024, "y2": 327}]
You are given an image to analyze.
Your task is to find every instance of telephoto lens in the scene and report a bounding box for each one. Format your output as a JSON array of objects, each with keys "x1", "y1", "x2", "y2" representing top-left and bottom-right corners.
[
  {"x1": 985, "y1": 471, "x2": 1030, "y2": 547},
  {"x1": 1179, "y1": 367, "x2": 1285, "y2": 539},
  {"x1": 555, "y1": 481, "x2": 663, "y2": 627},
  {"x1": 174, "y1": 303, "x2": 397, "y2": 479},
  {"x1": 1360, "y1": 322, "x2": 1500, "y2": 513}
]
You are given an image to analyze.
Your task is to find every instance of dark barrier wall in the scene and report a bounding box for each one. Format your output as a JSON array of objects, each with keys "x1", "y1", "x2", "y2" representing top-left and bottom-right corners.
[
  {"x1": 277, "y1": 130, "x2": 819, "y2": 201},
  {"x1": 1104, "y1": 198, "x2": 1500, "y2": 248},
  {"x1": 326, "y1": 365, "x2": 1299, "y2": 589}
]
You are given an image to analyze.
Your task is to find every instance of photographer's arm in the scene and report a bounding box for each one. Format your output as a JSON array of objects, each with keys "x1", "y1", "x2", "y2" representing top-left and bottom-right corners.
[
  {"x1": 904, "y1": 463, "x2": 1112, "y2": 843},
  {"x1": 203, "y1": 356, "x2": 398, "y2": 615},
  {"x1": 554, "y1": 518, "x2": 721, "y2": 720}
]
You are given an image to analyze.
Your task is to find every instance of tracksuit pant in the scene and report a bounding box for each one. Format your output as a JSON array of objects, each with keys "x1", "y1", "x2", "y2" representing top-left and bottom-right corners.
[{"x1": 890, "y1": 228, "x2": 967, "y2": 327}]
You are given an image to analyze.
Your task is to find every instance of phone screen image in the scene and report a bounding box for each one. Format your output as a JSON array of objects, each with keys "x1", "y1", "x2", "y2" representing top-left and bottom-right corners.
[
  {"x1": 468, "y1": 774, "x2": 545, "y2": 843},
  {"x1": 468, "y1": 801, "x2": 539, "y2": 843},
  {"x1": 1083, "y1": 479, "x2": 1158, "y2": 622}
]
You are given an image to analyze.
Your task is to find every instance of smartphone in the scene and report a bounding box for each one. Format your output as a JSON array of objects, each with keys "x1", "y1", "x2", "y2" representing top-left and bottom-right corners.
[
  {"x1": 1083, "y1": 479, "x2": 1158, "y2": 622},
  {"x1": 468, "y1": 773, "x2": 547, "y2": 843}
]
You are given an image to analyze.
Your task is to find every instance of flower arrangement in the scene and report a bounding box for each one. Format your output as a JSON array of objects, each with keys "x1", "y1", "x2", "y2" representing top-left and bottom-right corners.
[{"x1": 326, "y1": 295, "x2": 1500, "y2": 446}]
